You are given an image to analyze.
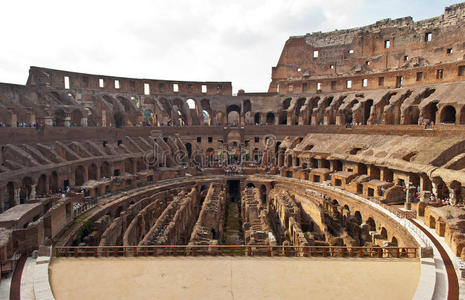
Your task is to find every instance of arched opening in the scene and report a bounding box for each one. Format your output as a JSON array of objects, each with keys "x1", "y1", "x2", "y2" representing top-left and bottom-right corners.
[
  {"x1": 7, "y1": 182, "x2": 15, "y2": 208},
  {"x1": 20, "y1": 177, "x2": 33, "y2": 204},
  {"x1": 362, "y1": 100, "x2": 373, "y2": 125},
  {"x1": 279, "y1": 111, "x2": 287, "y2": 125},
  {"x1": 294, "y1": 98, "x2": 306, "y2": 125},
  {"x1": 391, "y1": 237, "x2": 398, "y2": 246},
  {"x1": 358, "y1": 164, "x2": 367, "y2": 175},
  {"x1": 440, "y1": 105, "x2": 456, "y2": 124},
  {"x1": 380, "y1": 227, "x2": 387, "y2": 239},
  {"x1": 55, "y1": 109, "x2": 66, "y2": 127},
  {"x1": 202, "y1": 110, "x2": 210, "y2": 125},
  {"x1": 333, "y1": 160, "x2": 343, "y2": 172},
  {"x1": 260, "y1": 185, "x2": 267, "y2": 205},
  {"x1": 100, "y1": 162, "x2": 110, "y2": 178},
  {"x1": 50, "y1": 171, "x2": 58, "y2": 193},
  {"x1": 432, "y1": 177, "x2": 449, "y2": 199},
  {"x1": 422, "y1": 101, "x2": 438, "y2": 124},
  {"x1": 115, "y1": 206, "x2": 123, "y2": 218},
  {"x1": 320, "y1": 159, "x2": 330, "y2": 169},
  {"x1": 404, "y1": 106, "x2": 419, "y2": 125},
  {"x1": 266, "y1": 112, "x2": 275, "y2": 125},
  {"x1": 287, "y1": 155, "x2": 293, "y2": 167},
  {"x1": 186, "y1": 99, "x2": 196, "y2": 110},
  {"x1": 75, "y1": 166, "x2": 86, "y2": 186},
  {"x1": 70, "y1": 109, "x2": 83, "y2": 127},
  {"x1": 37, "y1": 174, "x2": 47, "y2": 196},
  {"x1": 254, "y1": 113, "x2": 261, "y2": 125},
  {"x1": 246, "y1": 183, "x2": 255, "y2": 188},
  {"x1": 227, "y1": 111, "x2": 240, "y2": 126},
  {"x1": 88, "y1": 164, "x2": 97, "y2": 180},
  {"x1": 226, "y1": 105, "x2": 241, "y2": 126},
  {"x1": 185, "y1": 143, "x2": 192, "y2": 159},
  {"x1": 354, "y1": 211, "x2": 362, "y2": 225},
  {"x1": 366, "y1": 217, "x2": 376, "y2": 232},
  {"x1": 136, "y1": 158, "x2": 145, "y2": 172},
  {"x1": 125, "y1": 159, "x2": 134, "y2": 174}
]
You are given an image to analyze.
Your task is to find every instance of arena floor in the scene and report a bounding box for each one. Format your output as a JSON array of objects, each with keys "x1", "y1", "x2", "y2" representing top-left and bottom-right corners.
[{"x1": 50, "y1": 256, "x2": 420, "y2": 300}]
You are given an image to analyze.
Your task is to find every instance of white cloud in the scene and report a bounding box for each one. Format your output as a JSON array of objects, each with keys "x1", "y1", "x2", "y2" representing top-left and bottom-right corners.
[{"x1": 0, "y1": 0, "x2": 457, "y2": 92}]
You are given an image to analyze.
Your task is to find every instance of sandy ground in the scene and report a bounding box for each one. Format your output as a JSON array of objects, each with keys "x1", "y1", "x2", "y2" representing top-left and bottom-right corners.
[{"x1": 50, "y1": 257, "x2": 420, "y2": 300}]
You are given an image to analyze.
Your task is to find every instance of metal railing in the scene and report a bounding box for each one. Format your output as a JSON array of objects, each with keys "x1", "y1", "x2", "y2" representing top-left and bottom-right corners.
[{"x1": 55, "y1": 245, "x2": 418, "y2": 258}]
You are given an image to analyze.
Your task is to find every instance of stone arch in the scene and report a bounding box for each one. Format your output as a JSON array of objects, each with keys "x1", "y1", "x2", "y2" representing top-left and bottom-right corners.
[
  {"x1": 403, "y1": 106, "x2": 419, "y2": 125},
  {"x1": 101, "y1": 161, "x2": 110, "y2": 178},
  {"x1": 391, "y1": 236, "x2": 398, "y2": 246},
  {"x1": 7, "y1": 182, "x2": 15, "y2": 208},
  {"x1": 287, "y1": 154, "x2": 293, "y2": 167},
  {"x1": 75, "y1": 166, "x2": 86, "y2": 186},
  {"x1": 380, "y1": 227, "x2": 388, "y2": 239},
  {"x1": 186, "y1": 98, "x2": 196, "y2": 110},
  {"x1": 366, "y1": 217, "x2": 376, "y2": 232},
  {"x1": 20, "y1": 177, "x2": 33, "y2": 204},
  {"x1": 422, "y1": 101, "x2": 438, "y2": 124},
  {"x1": 254, "y1": 112, "x2": 261, "y2": 124},
  {"x1": 226, "y1": 105, "x2": 241, "y2": 126},
  {"x1": 202, "y1": 110, "x2": 211, "y2": 125},
  {"x1": 260, "y1": 185, "x2": 267, "y2": 205},
  {"x1": 70, "y1": 109, "x2": 83, "y2": 127},
  {"x1": 55, "y1": 109, "x2": 66, "y2": 127},
  {"x1": 266, "y1": 112, "x2": 275, "y2": 125},
  {"x1": 185, "y1": 143, "x2": 192, "y2": 159},
  {"x1": 294, "y1": 98, "x2": 306, "y2": 125},
  {"x1": 440, "y1": 105, "x2": 456, "y2": 124},
  {"x1": 333, "y1": 160, "x2": 343, "y2": 172},
  {"x1": 88, "y1": 163, "x2": 98, "y2": 180},
  {"x1": 37, "y1": 174, "x2": 47, "y2": 196},
  {"x1": 125, "y1": 158, "x2": 135, "y2": 174},
  {"x1": 136, "y1": 158, "x2": 145, "y2": 172},
  {"x1": 50, "y1": 171, "x2": 58, "y2": 193},
  {"x1": 362, "y1": 99, "x2": 373, "y2": 125},
  {"x1": 354, "y1": 211, "x2": 362, "y2": 225},
  {"x1": 279, "y1": 111, "x2": 287, "y2": 125},
  {"x1": 432, "y1": 176, "x2": 449, "y2": 199}
]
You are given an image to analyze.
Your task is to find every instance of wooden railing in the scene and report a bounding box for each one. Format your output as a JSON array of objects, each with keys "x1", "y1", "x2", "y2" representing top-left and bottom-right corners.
[{"x1": 54, "y1": 245, "x2": 418, "y2": 258}]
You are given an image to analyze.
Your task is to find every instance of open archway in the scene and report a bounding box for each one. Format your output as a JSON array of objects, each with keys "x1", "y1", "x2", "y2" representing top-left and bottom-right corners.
[
  {"x1": 75, "y1": 166, "x2": 86, "y2": 186},
  {"x1": 440, "y1": 105, "x2": 456, "y2": 124}
]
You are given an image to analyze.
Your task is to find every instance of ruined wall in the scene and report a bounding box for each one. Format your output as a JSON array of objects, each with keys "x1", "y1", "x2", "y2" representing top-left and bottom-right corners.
[{"x1": 270, "y1": 3, "x2": 465, "y2": 94}]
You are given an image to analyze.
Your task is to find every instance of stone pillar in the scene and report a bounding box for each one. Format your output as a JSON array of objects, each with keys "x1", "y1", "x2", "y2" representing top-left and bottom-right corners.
[
  {"x1": 10, "y1": 113, "x2": 17, "y2": 127},
  {"x1": 102, "y1": 110, "x2": 107, "y2": 127},
  {"x1": 335, "y1": 114, "x2": 342, "y2": 126},
  {"x1": 30, "y1": 113, "x2": 36, "y2": 125},
  {"x1": 14, "y1": 188, "x2": 20, "y2": 205},
  {"x1": 432, "y1": 182, "x2": 438, "y2": 198},
  {"x1": 29, "y1": 184, "x2": 36, "y2": 201}
]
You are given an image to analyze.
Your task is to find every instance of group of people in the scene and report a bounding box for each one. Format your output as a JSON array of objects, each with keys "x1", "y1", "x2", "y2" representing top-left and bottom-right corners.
[{"x1": 224, "y1": 164, "x2": 243, "y2": 175}]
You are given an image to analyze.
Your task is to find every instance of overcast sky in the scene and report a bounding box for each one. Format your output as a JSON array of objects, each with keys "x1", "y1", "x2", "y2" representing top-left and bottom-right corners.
[{"x1": 0, "y1": 0, "x2": 459, "y2": 92}]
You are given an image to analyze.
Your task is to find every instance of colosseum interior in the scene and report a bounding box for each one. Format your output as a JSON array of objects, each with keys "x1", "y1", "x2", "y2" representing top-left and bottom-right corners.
[{"x1": 1, "y1": 2, "x2": 465, "y2": 300}]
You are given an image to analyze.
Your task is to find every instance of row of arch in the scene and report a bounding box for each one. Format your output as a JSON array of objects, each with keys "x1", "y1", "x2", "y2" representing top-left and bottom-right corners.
[{"x1": 0, "y1": 157, "x2": 147, "y2": 212}]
